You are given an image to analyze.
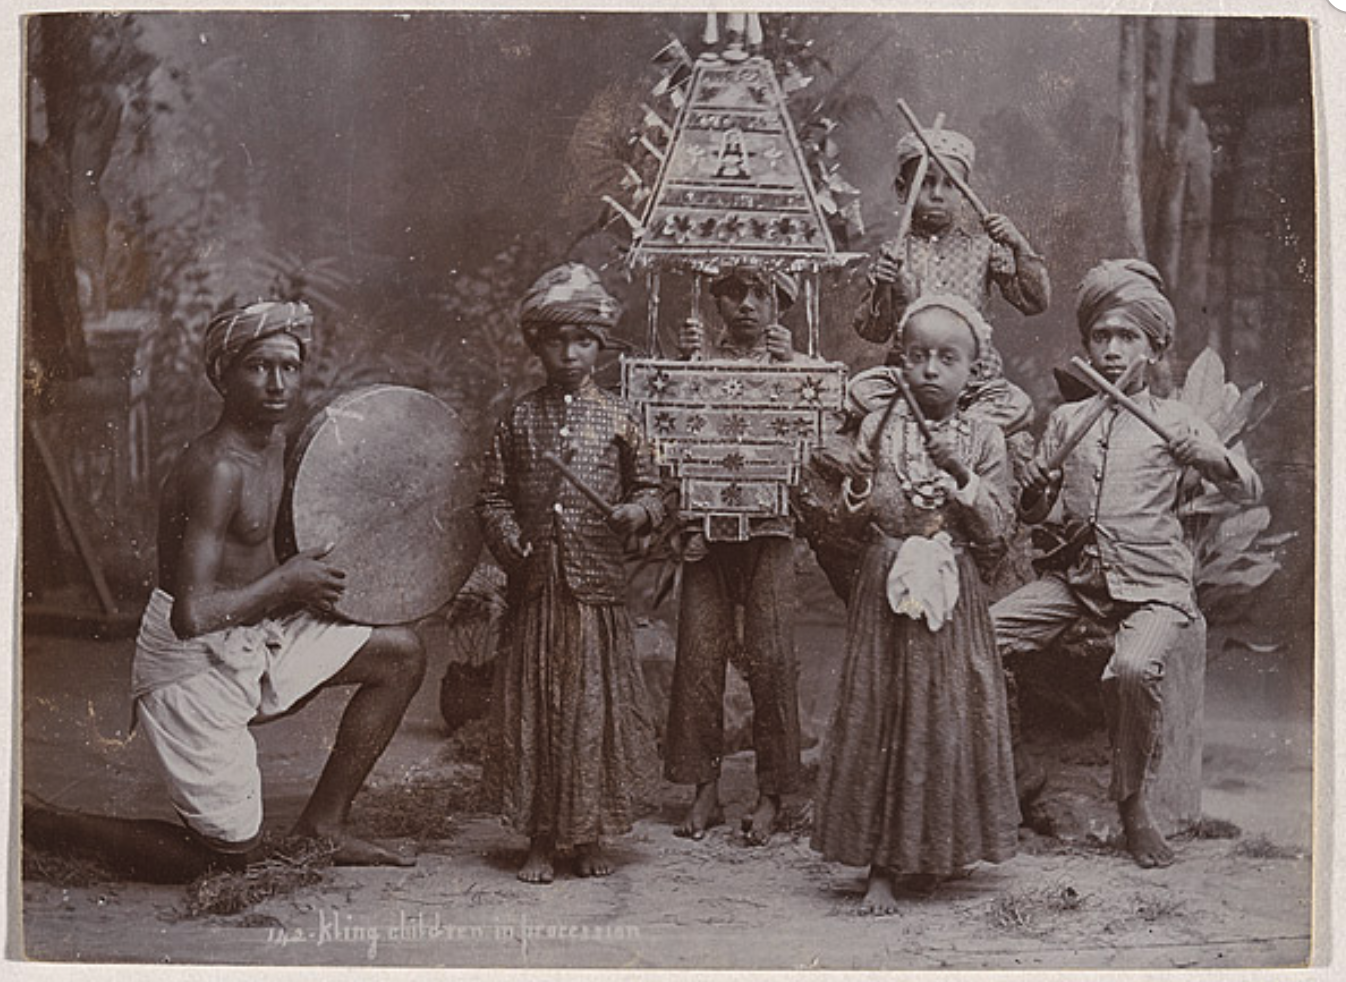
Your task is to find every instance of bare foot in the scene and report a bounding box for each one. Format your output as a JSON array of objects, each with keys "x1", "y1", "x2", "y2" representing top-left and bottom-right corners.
[
  {"x1": 518, "y1": 836, "x2": 555, "y2": 884},
  {"x1": 741, "y1": 793, "x2": 781, "y2": 846},
  {"x1": 1126, "y1": 825, "x2": 1175, "y2": 868},
  {"x1": 1120, "y1": 793, "x2": 1175, "y2": 868},
  {"x1": 674, "y1": 782, "x2": 724, "y2": 841},
  {"x1": 293, "y1": 826, "x2": 414, "y2": 867},
  {"x1": 574, "y1": 842, "x2": 614, "y2": 878},
  {"x1": 859, "y1": 866, "x2": 900, "y2": 916}
]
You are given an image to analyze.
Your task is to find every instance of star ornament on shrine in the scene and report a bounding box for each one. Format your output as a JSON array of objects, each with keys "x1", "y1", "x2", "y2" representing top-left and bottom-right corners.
[
  {"x1": 721, "y1": 482, "x2": 745, "y2": 507},
  {"x1": 722, "y1": 376, "x2": 745, "y2": 398},
  {"x1": 798, "y1": 377, "x2": 825, "y2": 404},
  {"x1": 771, "y1": 416, "x2": 796, "y2": 438},
  {"x1": 720, "y1": 451, "x2": 746, "y2": 471},
  {"x1": 649, "y1": 370, "x2": 672, "y2": 395},
  {"x1": 662, "y1": 213, "x2": 695, "y2": 243},
  {"x1": 721, "y1": 413, "x2": 750, "y2": 439},
  {"x1": 686, "y1": 413, "x2": 707, "y2": 434},
  {"x1": 653, "y1": 411, "x2": 677, "y2": 435}
]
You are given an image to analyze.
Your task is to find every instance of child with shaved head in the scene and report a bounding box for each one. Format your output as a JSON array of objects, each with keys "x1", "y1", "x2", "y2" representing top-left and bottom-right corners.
[{"x1": 813, "y1": 295, "x2": 1019, "y2": 913}]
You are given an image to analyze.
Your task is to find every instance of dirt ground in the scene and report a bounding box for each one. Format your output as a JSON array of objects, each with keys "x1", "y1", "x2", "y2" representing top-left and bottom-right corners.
[{"x1": 19, "y1": 592, "x2": 1315, "y2": 971}]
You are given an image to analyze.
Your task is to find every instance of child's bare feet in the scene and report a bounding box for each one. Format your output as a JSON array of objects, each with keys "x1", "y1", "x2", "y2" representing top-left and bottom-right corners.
[
  {"x1": 518, "y1": 835, "x2": 555, "y2": 884},
  {"x1": 859, "y1": 866, "x2": 900, "y2": 915},
  {"x1": 741, "y1": 793, "x2": 781, "y2": 846},
  {"x1": 292, "y1": 825, "x2": 414, "y2": 867},
  {"x1": 574, "y1": 842, "x2": 613, "y2": 878},
  {"x1": 674, "y1": 781, "x2": 724, "y2": 841},
  {"x1": 1120, "y1": 793, "x2": 1174, "y2": 868}
]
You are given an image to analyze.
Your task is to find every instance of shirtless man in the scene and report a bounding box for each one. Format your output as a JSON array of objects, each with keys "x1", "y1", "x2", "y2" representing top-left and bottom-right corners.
[{"x1": 25, "y1": 300, "x2": 425, "y2": 880}]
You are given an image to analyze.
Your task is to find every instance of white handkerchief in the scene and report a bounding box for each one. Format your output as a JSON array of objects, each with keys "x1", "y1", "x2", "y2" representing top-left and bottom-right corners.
[{"x1": 886, "y1": 530, "x2": 960, "y2": 631}]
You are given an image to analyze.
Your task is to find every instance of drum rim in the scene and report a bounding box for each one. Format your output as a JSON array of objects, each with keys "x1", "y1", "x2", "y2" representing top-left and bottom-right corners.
[{"x1": 283, "y1": 384, "x2": 481, "y2": 625}]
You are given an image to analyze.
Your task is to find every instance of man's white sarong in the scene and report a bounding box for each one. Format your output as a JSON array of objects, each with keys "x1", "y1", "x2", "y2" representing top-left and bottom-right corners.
[{"x1": 132, "y1": 589, "x2": 372, "y2": 849}]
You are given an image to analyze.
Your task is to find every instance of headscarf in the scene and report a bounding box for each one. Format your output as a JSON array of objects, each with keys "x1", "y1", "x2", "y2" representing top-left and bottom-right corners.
[
  {"x1": 518, "y1": 263, "x2": 622, "y2": 347},
  {"x1": 895, "y1": 128, "x2": 976, "y2": 180},
  {"x1": 204, "y1": 300, "x2": 313, "y2": 390},
  {"x1": 1076, "y1": 259, "x2": 1175, "y2": 351},
  {"x1": 897, "y1": 293, "x2": 990, "y2": 361},
  {"x1": 708, "y1": 266, "x2": 799, "y2": 310}
]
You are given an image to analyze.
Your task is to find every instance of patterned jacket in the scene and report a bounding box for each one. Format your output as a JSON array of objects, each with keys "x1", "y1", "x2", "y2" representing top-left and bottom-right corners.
[
  {"x1": 478, "y1": 379, "x2": 665, "y2": 604},
  {"x1": 852, "y1": 228, "x2": 1050, "y2": 380}
]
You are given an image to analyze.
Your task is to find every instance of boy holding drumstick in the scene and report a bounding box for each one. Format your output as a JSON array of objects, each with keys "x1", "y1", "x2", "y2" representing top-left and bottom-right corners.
[{"x1": 991, "y1": 260, "x2": 1260, "y2": 868}]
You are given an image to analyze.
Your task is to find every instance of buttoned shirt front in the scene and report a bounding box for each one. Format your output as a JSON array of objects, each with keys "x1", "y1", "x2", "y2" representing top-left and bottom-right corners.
[
  {"x1": 478, "y1": 379, "x2": 665, "y2": 603},
  {"x1": 1039, "y1": 390, "x2": 1262, "y2": 609}
]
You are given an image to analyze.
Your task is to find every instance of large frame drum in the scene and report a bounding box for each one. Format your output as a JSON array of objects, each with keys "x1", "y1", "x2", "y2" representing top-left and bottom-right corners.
[{"x1": 286, "y1": 384, "x2": 480, "y2": 625}]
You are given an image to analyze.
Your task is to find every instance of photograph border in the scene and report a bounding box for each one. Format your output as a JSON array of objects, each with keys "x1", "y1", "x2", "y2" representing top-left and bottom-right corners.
[{"x1": 2, "y1": 1, "x2": 1339, "y2": 978}]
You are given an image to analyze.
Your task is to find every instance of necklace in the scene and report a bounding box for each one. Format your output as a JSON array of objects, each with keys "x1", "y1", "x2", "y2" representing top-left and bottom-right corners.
[{"x1": 893, "y1": 413, "x2": 967, "y2": 510}]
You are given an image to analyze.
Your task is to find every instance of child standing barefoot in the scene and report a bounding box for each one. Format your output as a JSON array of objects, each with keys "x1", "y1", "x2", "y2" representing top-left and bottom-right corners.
[
  {"x1": 812, "y1": 295, "x2": 1019, "y2": 912},
  {"x1": 477, "y1": 264, "x2": 664, "y2": 883}
]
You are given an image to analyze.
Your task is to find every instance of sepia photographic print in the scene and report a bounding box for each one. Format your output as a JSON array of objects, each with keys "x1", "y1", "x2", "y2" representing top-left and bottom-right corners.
[{"x1": 11, "y1": 4, "x2": 1333, "y2": 974}]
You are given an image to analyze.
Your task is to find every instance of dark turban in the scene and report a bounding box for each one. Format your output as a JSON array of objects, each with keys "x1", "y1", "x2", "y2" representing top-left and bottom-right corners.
[
  {"x1": 1076, "y1": 259, "x2": 1175, "y2": 351},
  {"x1": 519, "y1": 263, "x2": 621, "y2": 347},
  {"x1": 204, "y1": 300, "x2": 313, "y2": 390}
]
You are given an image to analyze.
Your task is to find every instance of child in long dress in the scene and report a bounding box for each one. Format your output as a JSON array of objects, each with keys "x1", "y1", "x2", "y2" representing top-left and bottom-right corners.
[
  {"x1": 812, "y1": 294, "x2": 1019, "y2": 913},
  {"x1": 477, "y1": 263, "x2": 664, "y2": 883}
]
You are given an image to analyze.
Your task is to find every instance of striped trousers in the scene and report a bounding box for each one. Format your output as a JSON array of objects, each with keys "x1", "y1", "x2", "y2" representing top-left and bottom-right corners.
[{"x1": 990, "y1": 565, "x2": 1203, "y2": 802}]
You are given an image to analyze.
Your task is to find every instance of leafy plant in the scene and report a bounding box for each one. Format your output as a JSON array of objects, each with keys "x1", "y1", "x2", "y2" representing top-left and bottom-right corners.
[{"x1": 1174, "y1": 348, "x2": 1290, "y2": 625}]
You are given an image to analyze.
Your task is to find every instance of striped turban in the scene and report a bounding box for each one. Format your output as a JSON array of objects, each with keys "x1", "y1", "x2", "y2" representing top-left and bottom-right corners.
[
  {"x1": 519, "y1": 263, "x2": 621, "y2": 347},
  {"x1": 204, "y1": 300, "x2": 313, "y2": 390},
  {"x1": 1076, "y1": 259, "x2": 1175, "y2": 351},
  {"x1": 895, "y1": 128, "x2": 976, "y2": 177}
]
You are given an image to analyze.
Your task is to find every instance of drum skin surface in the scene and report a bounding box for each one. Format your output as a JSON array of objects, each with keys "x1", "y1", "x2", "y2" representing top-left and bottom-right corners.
[{"x1": 289, "y1": 385, "x2": 481, "y2": 625}]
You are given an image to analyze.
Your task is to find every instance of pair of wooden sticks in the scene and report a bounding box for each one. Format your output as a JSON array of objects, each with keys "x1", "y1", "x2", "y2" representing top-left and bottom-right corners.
[{"x1": 1019, "y1": 356, "x2": 1171, "y2": 522}]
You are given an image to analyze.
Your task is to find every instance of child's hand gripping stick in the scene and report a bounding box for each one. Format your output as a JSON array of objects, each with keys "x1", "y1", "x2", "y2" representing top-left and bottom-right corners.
[{"x1": 541, "y1": 450, "x2": 647, "y2": 551}]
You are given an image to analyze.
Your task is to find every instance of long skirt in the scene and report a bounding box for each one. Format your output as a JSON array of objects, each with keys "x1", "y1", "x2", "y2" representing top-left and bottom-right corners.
[
  {"x1": 484, "y1": 554, "x2": 660, "y2": 849},
  {"x1": 811, "y1": 538, "x2": 1019, "y2": 875}
]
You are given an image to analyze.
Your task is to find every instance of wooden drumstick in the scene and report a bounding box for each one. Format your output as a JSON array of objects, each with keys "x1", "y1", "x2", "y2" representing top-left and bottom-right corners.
[
  {"x1": 893, "y1": 111, "x2": 945, "y2": 245},
  {"x1": 891, "y1": 366, "x2": 935, "y2": 443},
  {"x1": 541, "y1": 450, "x2": 617, "y2": 520},
  {"x1": 1045, "y1": 357, "x2": 1147, "y2": 471},
  {"x1": 1069, "y1": 356, "x2": 1175, "y2": 444},
  {"x1": 1018, "y1": 357, "x2": 1145, "y2": 524},
  {"x1": 873, "y1": 114, "x2": 945, "y2": 327},
  {"x1": 895, "y1": 99, "x2": 990, "y2": 220}
]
